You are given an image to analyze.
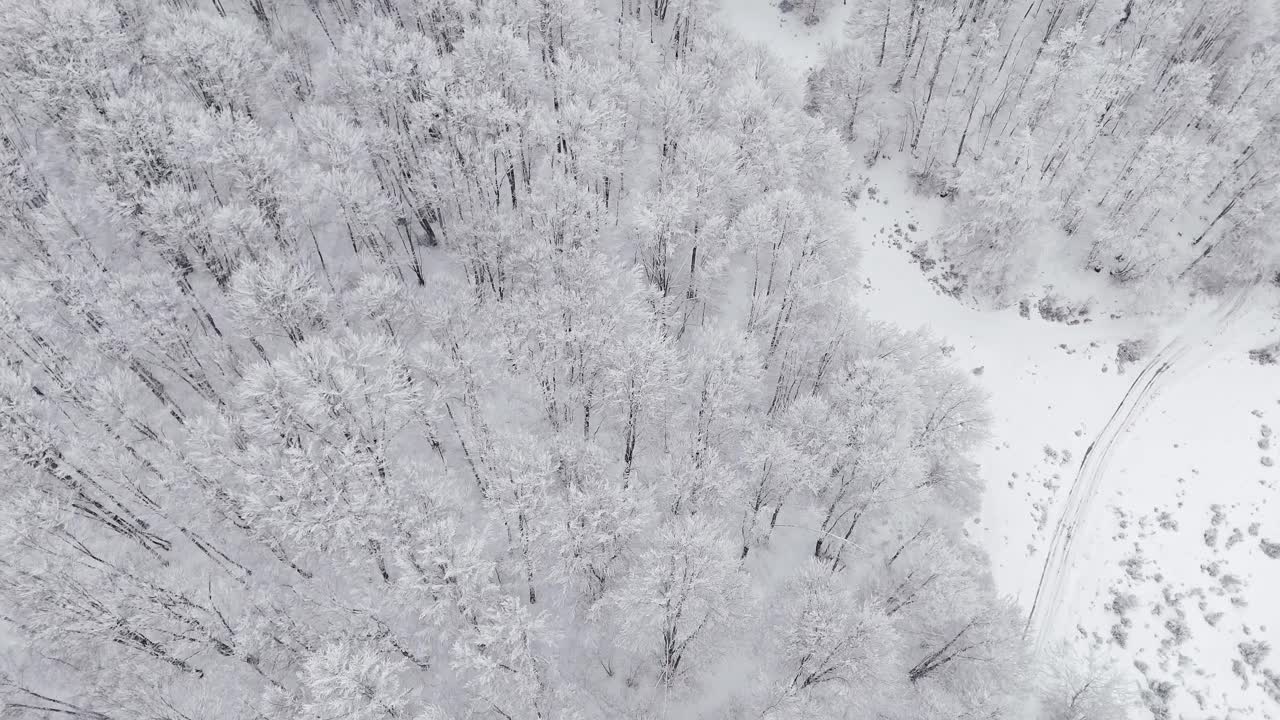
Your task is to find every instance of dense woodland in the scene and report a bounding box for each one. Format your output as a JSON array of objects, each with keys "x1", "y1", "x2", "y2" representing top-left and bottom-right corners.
[
  {"x1": 0, "y1": 0, "x2": 1166, "y2": 718},
  {"x1": 808, "y1": 0, "x2": 1280, "y2": 305}
]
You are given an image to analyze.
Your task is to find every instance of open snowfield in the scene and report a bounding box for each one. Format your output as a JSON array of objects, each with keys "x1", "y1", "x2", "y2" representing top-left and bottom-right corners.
[{"x1": 721, "y1": 3, "x2": 1280, "y2": 717}]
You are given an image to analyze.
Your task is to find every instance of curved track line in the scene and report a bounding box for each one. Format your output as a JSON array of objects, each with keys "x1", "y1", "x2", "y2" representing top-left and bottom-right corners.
[{"x1": 1024, "y1": 285, "x2": 1255, "y2": 653}]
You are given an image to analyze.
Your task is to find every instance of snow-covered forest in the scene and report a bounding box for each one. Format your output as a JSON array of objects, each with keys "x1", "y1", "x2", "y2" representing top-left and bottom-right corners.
[
  {"x1": 0, "y1": 0, "x2": 1275, "y2": 718},
  {"x1": 807, "y1": 0, "x2": 1280, "y2": 306}
]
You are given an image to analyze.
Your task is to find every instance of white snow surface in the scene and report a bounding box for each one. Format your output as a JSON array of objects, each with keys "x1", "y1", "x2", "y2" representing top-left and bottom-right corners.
[
  {"x1": 717, "y1": 0, "x2": 853, "y2": 72},
  {"x1": 854, "y1": 161, "x2": 1280, "y2": 719},
  {"x1": 719, "y1": 4, "x2": 1280, "y2": 718}
]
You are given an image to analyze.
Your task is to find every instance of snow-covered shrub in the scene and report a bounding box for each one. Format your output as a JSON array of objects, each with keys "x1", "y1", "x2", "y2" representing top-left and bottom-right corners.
[
  {"x1": 1116, "y1": 337, "x2": 1152, "y2": 372},
  {"x1": 1036, "y1": 293, "x2": 1090, "y2": 323},
  {"x1": 1240, "y1": 640, "x2": 1271, "y2": 669},
  {"x1": 783, "y1": 0, "x2": 836, "y2": 26},
  {"x1": 1261, "y1": 539, "x2": 1280, "y2": 558},
  {"x1": 1249, "y1": 340, "x2": 1280, "y2": 365}
]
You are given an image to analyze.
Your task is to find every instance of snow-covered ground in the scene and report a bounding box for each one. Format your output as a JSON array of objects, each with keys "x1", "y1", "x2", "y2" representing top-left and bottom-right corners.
[
  {"x1": 719, "y1": 4, "x2": 1280, "y2": 717},
  {"x1": 853, "y1": 159, "x2": 1280, "y2": 719},
  {"x1": 718, "y1": 0, "x2": 853, "y2": 70}
]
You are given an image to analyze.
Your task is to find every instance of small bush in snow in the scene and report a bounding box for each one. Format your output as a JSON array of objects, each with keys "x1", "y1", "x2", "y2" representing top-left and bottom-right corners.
[
  {"x1": 1110, "y1": 624, "x2": 1128, "y2": 648},
  {"x1": 1164, "y1": 617, "x2": 1191, "y2": 645},
  {"x1": 1249, "y1": 341, "x2": 1280, "y2": 365},
  {"x1": 1120, "y1": 553, "x2": 1146, "y2": 580},
  {"x1": 1105, "y1": 589, "x2": 1138, "y2": 616},
  {"x1": 1260, "y1": 539, "x2": 1280, "y2": 558},
  {"x1": 1240, "y1": 640, "x2": 1271, "y2": 669},
  {"x1": 1116, "y1": 338, "x2": 1151, "y2": 370},
  {"x1": 1037, "y1": 294, "x2": 1091, "y2": 324},
  {"x1": 1263, "y1": 669, "x2": 1280, "y2": 703},
  {"x1": 1141, "y1": 678, "x2": 1177, "y2": 720}
]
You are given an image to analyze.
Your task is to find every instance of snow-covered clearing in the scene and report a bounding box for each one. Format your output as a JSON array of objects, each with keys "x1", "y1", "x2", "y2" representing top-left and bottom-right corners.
[
  {"x1": 853, "y1": 159, "x2": 1280, "y2": 718},
  {"x1": 1025, "y1": 283, "x2": 1254, "y2": 653},
  {"x1": 720, "y1": 4, "x2": 1280, "y2": 717},
  {"x1": 718, "y1": 0, "x2": 853, "y2": 71}
]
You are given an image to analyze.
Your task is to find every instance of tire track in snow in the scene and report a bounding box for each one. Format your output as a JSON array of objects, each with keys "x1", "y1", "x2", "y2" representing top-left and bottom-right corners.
[{"x1": 1024, "y1": 285, "x2": 1256, "y2": 653}]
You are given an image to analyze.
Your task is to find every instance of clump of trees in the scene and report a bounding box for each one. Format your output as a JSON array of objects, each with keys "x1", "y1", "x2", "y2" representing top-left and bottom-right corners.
[
  {"x1": 0, "y1": 0, "x2": 1125, "y2": 718},
  {"x1": 809, "y1": 0, "x2": 1280, "y2": 305}
]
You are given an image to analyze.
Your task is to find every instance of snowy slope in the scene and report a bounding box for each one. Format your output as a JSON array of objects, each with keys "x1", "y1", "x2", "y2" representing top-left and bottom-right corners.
[{"x1": 717, "y1": 4, "x2": 1280, "y2": 717}]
